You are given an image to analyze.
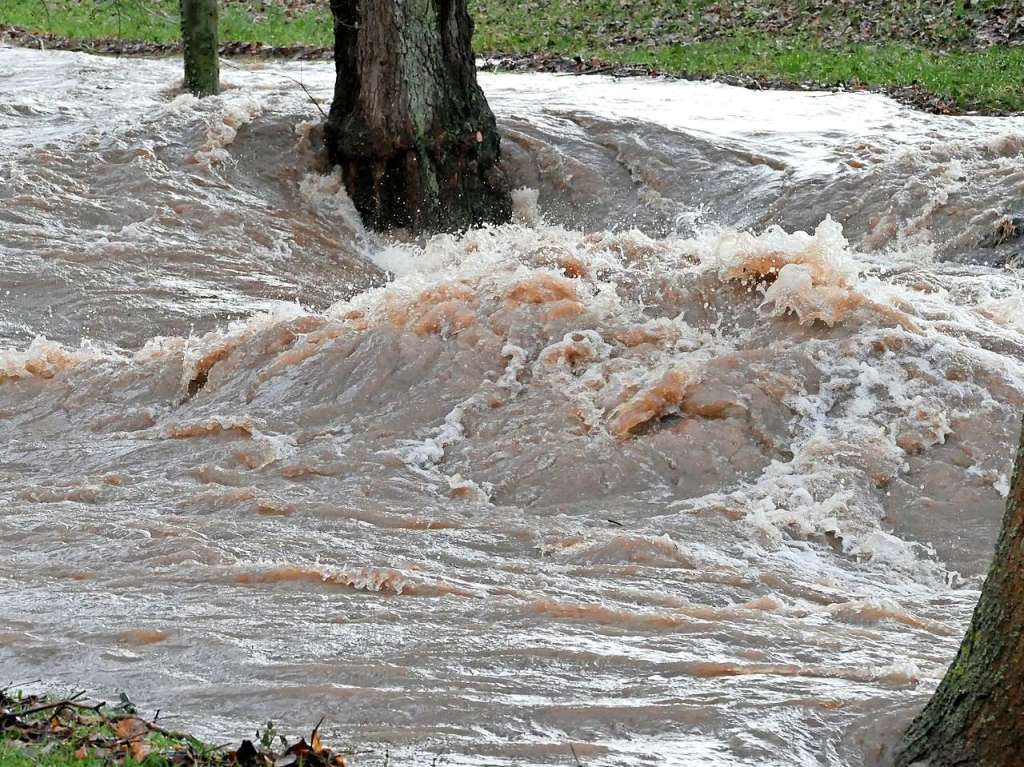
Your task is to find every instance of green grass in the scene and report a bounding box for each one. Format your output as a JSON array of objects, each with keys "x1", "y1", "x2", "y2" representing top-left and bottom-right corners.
[
  {"x1": 0, "y1": 0, "x2": 334, "y2": 47},
  {"x1": 0, "y1": 688, "x2": 338, "y2": 767},
  {"x1": 2, "y1": 0, "x2": 1023, "y2": 112},
  {"x1": 0, "y1": 688, "x2": 224, "y2": 767},
  {"x1": 0, "y1": 740, "x2": 115, "y2": 767},
  {"x1": 468, "y1": 0, "x2": 1019, "y2": 52},
  {"x1": 605, "y1": 37, "x2": 1024, "y2": 113},
  {"x1": 0, "y1": 735, "x2": 198, "y2": 767}
]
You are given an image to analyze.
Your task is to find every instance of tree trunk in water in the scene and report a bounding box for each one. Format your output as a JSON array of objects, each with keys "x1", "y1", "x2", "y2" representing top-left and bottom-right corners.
[
  {"x1": 180, "y1": 0, "x2": 219, "y2": 97},
  {"x1": 324, "y1": 0, "x2": 511, "y2": 233},
  {"x1": 895, "y1": 416, "x2": 1024, "y2": 766}
]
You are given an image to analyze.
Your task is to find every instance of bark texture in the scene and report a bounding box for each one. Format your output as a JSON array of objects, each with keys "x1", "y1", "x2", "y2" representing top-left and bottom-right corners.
[
  {"x1": 895, "y1": 416, "x2": 1024, "y2": 766},
  {"x1": 324, "y1": 0, "x2": 511, "y2": 233},
  {"x1": 180, "y1": 0, "x2": 219, "y2": 97}
]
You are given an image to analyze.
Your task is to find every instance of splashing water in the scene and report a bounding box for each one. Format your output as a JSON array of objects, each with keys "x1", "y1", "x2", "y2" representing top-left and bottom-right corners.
[{"x1": 3, "y1": 46, "x2": 1024, "y2": 766}]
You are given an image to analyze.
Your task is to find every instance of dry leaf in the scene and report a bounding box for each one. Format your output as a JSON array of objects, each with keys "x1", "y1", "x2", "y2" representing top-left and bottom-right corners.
[
  {"x1": 128, "y1": 740, "x2": 151, "y2": 761},
  {"x1": 113, "y1": 717, "x2": 148, "y2": 740}
]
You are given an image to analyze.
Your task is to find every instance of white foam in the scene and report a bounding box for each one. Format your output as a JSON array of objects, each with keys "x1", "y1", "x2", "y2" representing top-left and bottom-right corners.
[{"x1": 192, "y1": 96, "x2": 263, "y2": 167}]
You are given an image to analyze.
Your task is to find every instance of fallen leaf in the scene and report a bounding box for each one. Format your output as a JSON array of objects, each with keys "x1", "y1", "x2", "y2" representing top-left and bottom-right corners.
[
  {"x1": 114, "y1": 717, "x2": 148, "y2": 740},
  {"x1": 128, "y1": 740, "x2": 151, "y2": 761}
]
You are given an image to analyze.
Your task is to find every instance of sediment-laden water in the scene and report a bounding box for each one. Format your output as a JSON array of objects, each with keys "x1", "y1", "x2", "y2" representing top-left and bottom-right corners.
[{"x1": 3, "y1": 46, "x2": 1024, "y2": 766}]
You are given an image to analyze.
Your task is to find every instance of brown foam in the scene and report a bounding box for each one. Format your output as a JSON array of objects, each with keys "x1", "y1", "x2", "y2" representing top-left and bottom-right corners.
[
  {"x1": 528, "y1": 598, "x2": 711, "y2": 631},
  {"x1": 526, "y1": 246, "x2": 589, "y2": 279},
  {"x1": 387, "y1": 282, "x2": 477, "y2": 336},
  {"x1": 827, "y1": 601, "x2": 955, "y2": 636},
  {"x1": 117, "y1": 629, "x2": 171, "y2": 645},
  {"x1": 673, "y1": 660, "x2": 919, "y2": 687},
  {"x1": 682, "y1": 393, "x2": 747, "y2": 420},
  {"x1": 558, "y1": 256, "x2": 588, "y2": 278},
  {"x1": 412, "y1": 301, "x2": 477, "y2": 336},
  {"x1": 612, "y1": 324, "x2": 680, "y2": 348},
  {"x1": 253, "y1": 499, "x2": 297, "y2": 516},
  {"x1": 236, "y1": 566, "x2": 472, "y2": 597},
  {"x1": 162, "y1": 418, "x2": 256, "y2": 439},
  {"x1": 608, "y1": 369, "x2": 694, "y2": 437},
  {"x1": 256, "y1": 321, "x2": 346, "y2": 385},
  {"x1": 504, "y1": 274, "x2": 578, "y2": 305},
  {"x1": 542, "y1": 299, "x2": 586, "y2": 320},
  {"x1": 279, "y1": 463, "x2": 345, "y2": 478},
  {"x1": 0, "y1": 342, "x2": 99, "y2": 383},
  {"x1": 541, "y1": 339, "x2": 599, "y2": 368},
  {"x1": 720, "y1": 250, "x2": 794, "y2": 284}
]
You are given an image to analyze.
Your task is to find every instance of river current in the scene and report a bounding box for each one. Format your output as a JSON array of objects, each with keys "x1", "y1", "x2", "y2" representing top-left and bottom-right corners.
[{"x1": 3, "y1": 46, "x2": 1024, "y2": 766}]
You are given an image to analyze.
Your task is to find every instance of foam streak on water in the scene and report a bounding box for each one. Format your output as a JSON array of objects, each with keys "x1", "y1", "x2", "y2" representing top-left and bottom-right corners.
[{"x1": 3, "y1": 46, "x2": 1024, "y2": 766}]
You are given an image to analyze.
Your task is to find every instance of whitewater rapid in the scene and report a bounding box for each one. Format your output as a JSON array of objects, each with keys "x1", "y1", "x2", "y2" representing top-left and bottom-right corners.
[{"x1": 3, "y1": 46, "x2": 1024, "y2": 766}]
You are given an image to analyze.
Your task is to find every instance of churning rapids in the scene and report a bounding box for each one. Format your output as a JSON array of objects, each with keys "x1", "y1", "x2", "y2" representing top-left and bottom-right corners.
[{"x1": 3, "y1": 45, "x2": 1024, "y2": 767}]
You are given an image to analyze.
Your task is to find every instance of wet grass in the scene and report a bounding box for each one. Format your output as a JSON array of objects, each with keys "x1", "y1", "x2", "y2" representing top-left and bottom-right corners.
[
  {"x1": 1, "y1": 0, "x2": 1022, "y2": 112},
  {"x1": 470, "y1": 0, "x2": 1024, "y2": 52},
  {"x1": 606, "y1": 37, "x2": 1024, "y2": 113},
  {"x1": 0, "y1": 730, "x2": 202, "y2": 767},
  {"x1": 0, "y1": 690, "x2": 353, "y2": 767},
  {"x1": 0, "y1": 690, "x2": 215, "y2": 767},
  {"x1": 0, "y1": 742, "x2": 126, "y2": 767},
  {"x1": 0, "y1": 0, "x2": 334, "y2": 47}
]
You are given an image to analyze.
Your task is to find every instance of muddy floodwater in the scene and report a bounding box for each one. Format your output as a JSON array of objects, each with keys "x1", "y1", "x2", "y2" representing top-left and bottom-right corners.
[{"x1": 3, "y1": 46, "x2": 1024, "y2": 766}]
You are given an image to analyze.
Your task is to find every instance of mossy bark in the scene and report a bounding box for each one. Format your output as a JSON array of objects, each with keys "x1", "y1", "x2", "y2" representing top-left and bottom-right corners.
[
  {"x1": 324, "y1": 0, "x2": 511, "y2": 233},
  {"x1": 180, "y1": 0, "x2": 219, "y2": 97},
  {"x1": 894, "y1": 417, "x2": 1024, "y2": 766}
]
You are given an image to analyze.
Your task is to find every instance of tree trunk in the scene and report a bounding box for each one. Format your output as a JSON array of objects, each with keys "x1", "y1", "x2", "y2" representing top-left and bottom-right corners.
[
  {"x1": 180, "y1": 0, "x2": 219, "y2": 97},
  {"x1": 324, "y1": 0, "x2": 511, "y2": 233},
  {"x1": 894, "y1": 416, "x2": 1024, "y2": 766}
]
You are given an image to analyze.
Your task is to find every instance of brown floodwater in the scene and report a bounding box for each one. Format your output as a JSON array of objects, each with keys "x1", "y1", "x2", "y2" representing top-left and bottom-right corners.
[{"x1": 3, "y1": 46, "x2": 1024, "y2": 766}]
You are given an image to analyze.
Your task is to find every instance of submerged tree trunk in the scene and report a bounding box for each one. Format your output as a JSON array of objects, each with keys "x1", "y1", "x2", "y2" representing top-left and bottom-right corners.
[
  {"x1": 895, "y1": 417, "x2": 1024, "y2": 766},
  {"x1": 180, "y1": 0, "x2": 219, "y2": 97},
  {"x1": 324, "y1": 0, "x2": 511, "y2": 233}
]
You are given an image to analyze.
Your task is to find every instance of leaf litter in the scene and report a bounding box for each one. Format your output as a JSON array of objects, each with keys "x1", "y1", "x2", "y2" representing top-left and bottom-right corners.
[{"x1": 0, "y1": 690, "x2": 351, "y2": 767}]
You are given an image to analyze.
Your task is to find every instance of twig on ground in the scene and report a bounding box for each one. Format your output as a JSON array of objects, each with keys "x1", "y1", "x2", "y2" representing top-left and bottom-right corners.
[
  {"x1": 14, "y1": 690, "x2": 92, "y2": 716},
  {"x1": 1, "y1": 679, "x2": 42, "y2": 693}
]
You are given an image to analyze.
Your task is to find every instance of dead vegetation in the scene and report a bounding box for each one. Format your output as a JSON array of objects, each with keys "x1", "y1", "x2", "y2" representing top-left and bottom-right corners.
[{"x1": 0, "y1": 689, "x2": 352, "y2": 767}]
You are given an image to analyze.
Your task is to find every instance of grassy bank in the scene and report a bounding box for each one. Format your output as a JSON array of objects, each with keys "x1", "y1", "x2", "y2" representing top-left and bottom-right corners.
[
  {"x1": 0, "y1": 690, "x2": 212, "y2": 767},
  {"x1": 1, "y1": 1, "x2": 1022, "y2": 111},
  {"x1": 0, "y1": 690, "x2": 351, "y2": 767},
  {"x1": 0, "y1": 0, "x2": 332, "y2": 48}
]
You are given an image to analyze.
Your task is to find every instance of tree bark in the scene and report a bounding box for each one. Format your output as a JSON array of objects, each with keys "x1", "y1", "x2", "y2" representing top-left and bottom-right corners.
[
  {"x1": 180, "y1": 0, "x2": 219, "y2": 97},
  {"x1": 894, "y1": 416, "x2": 1024, "y2": 766},
  {"x1": 324, "y1": 0, "x2": 512, "y2": 233}
]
